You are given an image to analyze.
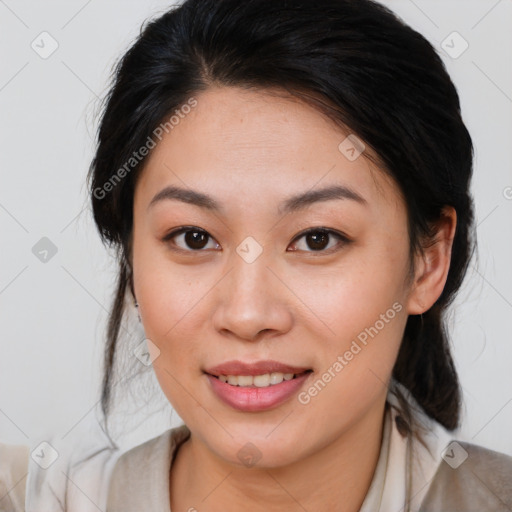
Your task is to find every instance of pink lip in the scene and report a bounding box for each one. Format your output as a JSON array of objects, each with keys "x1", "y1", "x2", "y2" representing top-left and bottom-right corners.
[
  {"x1": 204, "y1": 359, "x2": 311, "y2": 377},
  {"x1": 206, "y1": 372, "x2": 313, "y2": 412}
]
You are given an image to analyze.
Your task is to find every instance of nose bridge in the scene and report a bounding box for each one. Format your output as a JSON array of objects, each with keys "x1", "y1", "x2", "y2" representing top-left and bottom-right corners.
[
  {"x1": 231, "y1": 240, "x2": 270, "y2": 301},
  {"x1": 212, "y1": 238, "x2": 291, "y2": 340}
]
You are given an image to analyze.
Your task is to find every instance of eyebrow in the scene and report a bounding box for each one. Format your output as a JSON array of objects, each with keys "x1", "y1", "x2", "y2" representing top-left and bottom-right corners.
[{"x1": 147, "y1": 184, "x2": 366, "y2": 214}]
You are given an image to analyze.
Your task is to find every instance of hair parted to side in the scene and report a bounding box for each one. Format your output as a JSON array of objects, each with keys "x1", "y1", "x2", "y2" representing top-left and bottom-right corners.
[{"x1": 88, "y1": 0, "x2": 476, "y2": 431}]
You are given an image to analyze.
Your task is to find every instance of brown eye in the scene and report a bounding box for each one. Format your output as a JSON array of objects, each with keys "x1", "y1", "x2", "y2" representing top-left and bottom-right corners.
[
  {"x1": 183, "y1": 230, "x2": 209, "y2": 250},
  {"x1": 305, "y1": 230, "x2": 329, "y2": 250},
  {"x1": 162, "y1": 227, "x2": 219, "y2": 251},
  {"x1": 289, "y1": 228, "x2": 349, "y2": 253}
]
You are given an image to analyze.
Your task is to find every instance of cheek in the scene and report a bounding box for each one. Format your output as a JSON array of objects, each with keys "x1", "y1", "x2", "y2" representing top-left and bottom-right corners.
[
  {"x1": 290, "y1": 266, "x2": 407, "y2": 429},
  {"x1": 134, "y1": 233, "x2": 206, "y2": 332},
  {"x1": 291, "y1": 250, "x2": 408, "y2": 338},
  {"x1": 135, "y1": 260, "x2": 210, "y2": 417},
  {"x1": 132, "y1": 242, "x2": 212, "y2": 386},
  {"x1": 286, "y1": 241, "x2": 409, "y2": 387},
  {"x1": 137, "y1": 269, "x2": 212, "y2": 360}
]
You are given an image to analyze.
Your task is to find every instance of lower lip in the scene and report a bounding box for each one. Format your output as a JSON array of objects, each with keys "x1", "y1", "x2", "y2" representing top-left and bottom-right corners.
[{"x1": 205, "y1": 372, "x2": 312, "y2": 412}]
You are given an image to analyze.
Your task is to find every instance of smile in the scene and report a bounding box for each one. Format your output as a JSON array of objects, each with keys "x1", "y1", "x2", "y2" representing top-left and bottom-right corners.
[
  {"x1": 213, "y1": 371, "x2": 311, "y2": 388},
  {"x1": 205, "y1": 370, "x2": 313, "y2": 412}
]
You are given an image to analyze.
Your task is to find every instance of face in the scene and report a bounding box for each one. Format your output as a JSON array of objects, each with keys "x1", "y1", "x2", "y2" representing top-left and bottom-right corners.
[{"x1": 132, "y1": 86, "x2": 416, "y2": 468}]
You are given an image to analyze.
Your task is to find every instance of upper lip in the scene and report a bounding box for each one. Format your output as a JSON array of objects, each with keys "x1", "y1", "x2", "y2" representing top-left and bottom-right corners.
[{"x1": 204, "y1": 360, "x2": 312, "y2": 377}]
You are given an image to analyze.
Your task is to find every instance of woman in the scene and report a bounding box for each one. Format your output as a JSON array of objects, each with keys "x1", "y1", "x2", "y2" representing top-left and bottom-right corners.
[{"x1": 2, "y1": 0, "x2": 512, "y2": 510}]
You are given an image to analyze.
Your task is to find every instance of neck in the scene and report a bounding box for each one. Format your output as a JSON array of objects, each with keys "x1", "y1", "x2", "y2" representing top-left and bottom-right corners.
[{"x1": 170, "y1": 399, "x2": 388, "y2": 512}]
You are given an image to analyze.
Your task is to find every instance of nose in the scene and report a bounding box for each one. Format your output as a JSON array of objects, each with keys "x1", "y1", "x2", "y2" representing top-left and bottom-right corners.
[{"x1": 211, "y1": 248, "x2": 293, "y2": 342}]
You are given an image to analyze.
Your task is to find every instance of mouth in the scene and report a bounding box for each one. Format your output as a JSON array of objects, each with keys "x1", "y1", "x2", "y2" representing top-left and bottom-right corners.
[
  {"x1": 204, "y1": 368, "x2": 314, "y2": 412},
  {"x1": 205, "y1": 369, "x2": 313, "y2": 388}
]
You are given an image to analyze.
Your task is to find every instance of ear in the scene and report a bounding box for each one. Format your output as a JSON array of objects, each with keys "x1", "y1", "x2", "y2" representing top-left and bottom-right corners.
[{"x1": 406, "y1": 206, "x2": 457, "y2": 315}]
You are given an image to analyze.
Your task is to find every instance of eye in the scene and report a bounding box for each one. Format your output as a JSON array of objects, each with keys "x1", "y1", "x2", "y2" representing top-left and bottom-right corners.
[
  {"x1": 162, "y1": 226, "x2": 220, "y2": 252},
  {"x1": 288, "y1": 228, "x2": 349, "y2": 254}
]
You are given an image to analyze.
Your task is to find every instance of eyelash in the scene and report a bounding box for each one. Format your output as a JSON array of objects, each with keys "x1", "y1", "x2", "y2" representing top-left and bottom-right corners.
[{"x1": 161, "y1": 226, "x2": 351, "y2": 255}]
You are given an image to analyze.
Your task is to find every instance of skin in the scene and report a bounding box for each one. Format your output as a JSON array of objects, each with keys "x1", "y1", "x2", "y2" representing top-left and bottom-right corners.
[{"x1": 131, "y1": 86, "x2": 456, "y2": 511}]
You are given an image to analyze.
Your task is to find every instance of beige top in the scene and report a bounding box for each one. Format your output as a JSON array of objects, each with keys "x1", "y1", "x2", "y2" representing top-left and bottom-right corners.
[{"x1": 0, "y1": 444, "x2": 28, "y2": 512}]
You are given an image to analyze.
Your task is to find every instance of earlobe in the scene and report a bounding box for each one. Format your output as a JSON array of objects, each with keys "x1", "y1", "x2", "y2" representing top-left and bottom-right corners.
[{"x1": 406, "y1": 206, "x2": 457, "y2": 315}]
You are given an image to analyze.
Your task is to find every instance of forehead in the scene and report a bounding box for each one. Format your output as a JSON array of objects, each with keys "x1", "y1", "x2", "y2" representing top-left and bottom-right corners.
[{"x1": 136, "y1": 86, "x2": 403, "y2": 214}]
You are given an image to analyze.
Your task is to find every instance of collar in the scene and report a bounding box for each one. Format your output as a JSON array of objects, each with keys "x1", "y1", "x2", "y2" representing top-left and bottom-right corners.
[{"x1": 360, "y1": 379, "x2": 453, "y2": 512}]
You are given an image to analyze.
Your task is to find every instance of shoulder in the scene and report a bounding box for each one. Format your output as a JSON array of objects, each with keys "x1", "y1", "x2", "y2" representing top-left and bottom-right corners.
[
  {"x1": 109, "y1": 428, "x2": 173, "y2": 480},
  {"x1": 420, "y1": 440, "x2": 512, "y2": 511},
  {"x1": 23, "y1": 418, "x2": 121, "y2": 512},
  {"x1": 0, "y1": 442, "x2": 29, "y2": 512},
  {"x1": 107, "y1": 424, "x2": 190, "y2": 512},
  {"x1": 386, "y1": 380, "x2": 512, "y2": 511},
  {"x1": 109, "y1": 423, "x2": 190, "y2": 480}
]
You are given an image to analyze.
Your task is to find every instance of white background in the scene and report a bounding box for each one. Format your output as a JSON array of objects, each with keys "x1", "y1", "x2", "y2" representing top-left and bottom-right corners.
[{"x1": 1, "y1": 0, "x2": 511, "y2": 456}]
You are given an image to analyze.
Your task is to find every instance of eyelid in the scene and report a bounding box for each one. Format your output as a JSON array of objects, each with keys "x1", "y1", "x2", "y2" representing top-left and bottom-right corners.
[{"x1": 161, "y1": 226, "x2": 208, "y2": 242}]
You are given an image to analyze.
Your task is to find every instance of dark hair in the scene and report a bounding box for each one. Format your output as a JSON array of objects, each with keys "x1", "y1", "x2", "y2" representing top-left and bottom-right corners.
[{"x1": 88, "y1": 0, "x2": 475, "y2": 431}]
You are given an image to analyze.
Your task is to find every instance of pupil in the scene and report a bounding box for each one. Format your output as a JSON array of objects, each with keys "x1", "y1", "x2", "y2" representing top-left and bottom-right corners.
[
  {"x1": 185, "y1": 230, "x2": 208, "y2": 249},
  {"x1": 307, "y1": 231, "x2": 329, "y2": 250}
]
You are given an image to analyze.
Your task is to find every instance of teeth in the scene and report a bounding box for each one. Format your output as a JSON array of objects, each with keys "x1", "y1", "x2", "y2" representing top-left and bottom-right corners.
[{"x1": 218, "y1": 372, "x2": 297, "y2": 387}]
